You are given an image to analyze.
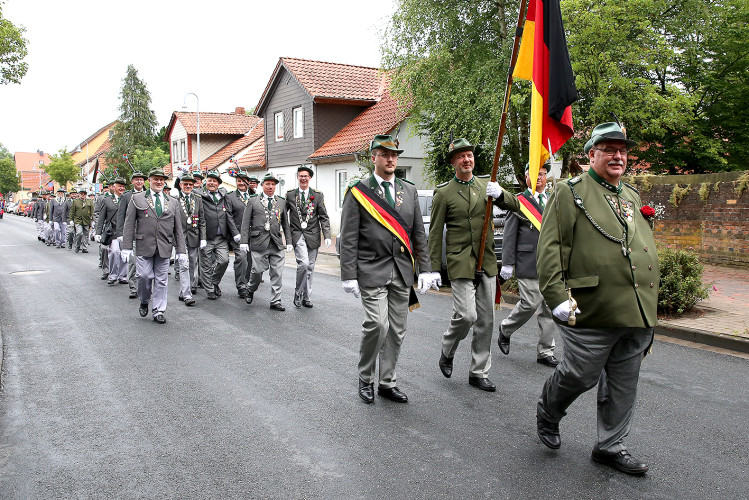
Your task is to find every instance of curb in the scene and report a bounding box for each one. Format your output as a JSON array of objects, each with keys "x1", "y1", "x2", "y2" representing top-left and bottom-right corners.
[{"x1": 501, "y1": 292, "x2": 749, "y2": 354}]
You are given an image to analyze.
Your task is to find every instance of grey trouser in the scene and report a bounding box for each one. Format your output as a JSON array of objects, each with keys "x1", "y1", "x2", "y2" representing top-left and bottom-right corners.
[
  {"x1": 248, "y1": 245, "x2": 285, "y2": 305},
  {"x1": 501, "y1": 277, "x2": 556, "y2": 358},
  {"x1": 178, "y1": 245, "x2": 199, "y2": 299},
  {"x1": 200, "y1": 236, "x2": 229, "y2": 293},
  {"x1": 136, "y1": 255, "x2": 170, "y2": 316},
  {"x1": 358, "y1": 267, "x2": 410, "y2": 388},
  {"x1": 537, "y1": 325, "x2": 654, "y2": 453},
  {"x1": 66, "y1": 223, "x2": 74, "y2": 247},
  {"x1": 45, "y1": 222, "x2": 54, "y2": 242},
  {"x1": 127, "y1": 241, "x2": 138, "y2": 292},
  {"x1": 294, "y1": 238, "x2": 318, "y2": 300},
  {"x1": 100, "y1": 244, "x2": 109, "y2": 273},
  {"x1": 53, "y1": 222, "x2": 65, "y2": 246},
  {"x1": 36, "y1": 219, "x2": 45, "y2": 238},
  {"x1": 230, "y1": 241, "x2": 251, "y2": 292},
  {"x1": 441, "y1": 273, "x2": 496, "y2": 378},
  {"x1": 74, "y1": 224, "x2": 90, "y2": 250},
  {"x1": 108, "y1": 238, "x2": 127, "y2": 280}
]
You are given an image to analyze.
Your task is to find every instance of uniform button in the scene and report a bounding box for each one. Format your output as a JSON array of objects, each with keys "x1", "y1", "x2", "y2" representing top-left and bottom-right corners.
[
  {"x1": 632, "y1": 265, "x2": 637, "y2": 271},
  {"x1": 644, "y1": 247, "x2": 649, "y2": 252},
  {"x1": 635, "y1": 283, "x2": 639, "y2": 289},
  {"x1": 649, "y1": 265, "x2": 653, "y2": 270},
  {"x1": 400, "y1": 246, "x2": 404, "y2": 253},
  {"x1": 650, "y1": 282, "x2": 655, "y2": 288}
]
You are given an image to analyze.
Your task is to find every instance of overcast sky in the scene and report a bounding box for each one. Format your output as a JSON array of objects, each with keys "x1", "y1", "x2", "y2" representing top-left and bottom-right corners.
[{"x1": 0, "y1": 0, "x2": 393, "y2": 155}]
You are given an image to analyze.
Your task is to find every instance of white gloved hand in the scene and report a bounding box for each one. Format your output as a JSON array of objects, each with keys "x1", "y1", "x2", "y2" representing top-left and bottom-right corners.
[
  {"x1": 120, "y1": 249, "x2": 133, "y2": 263},
  {"x1": 33, "y1": 218, "x2": 38, "y2": 222},
  {"x1": 95, "y1": 234, "x2": 101, "y2": 243},
  {"x1": 233, "y1": 234, "x2": 241, "y2": 243},
  {"x1": 68, "y1": 221, "x2": 73, "y2": 226},
  {"x1": 286, "y1": 244, "x2": 294, "y2": 253},
  {"x1": 552, "y1": 300, "x2": 581, "y2": 322},
  {"x1": 117, "y1": 236, "x2": 123, "y2": 243},
  {"x1": 500, "y1": 265, "x2": 514, "y2": 280},
  {"x1": 417, "y1": 272, "x2": 434, "y2": 295},
  {"x1": 342, "y1": 279, "x2": 361, "y2": 298},
  {"x1": 324, "y1": 238, "x2": 332, "y2": 247},
  {"x1": 53, "y1": 222, "x2": 60, "y2": 230},
  {"x1": 486, "y1": 181, "x2": 503, "y2": 200},
  {"x1": 239, "y1": 243, "x2": 249, "y2": 253},
  {"x1": 199, "y1": 240, "x2": 207, "y2": 249},
  {"x1": 429, "y1": 271, "x2": 442, "y2": 291},
  {"x1": 176, "y1": 253, "x2": 188, "y2": 266}
]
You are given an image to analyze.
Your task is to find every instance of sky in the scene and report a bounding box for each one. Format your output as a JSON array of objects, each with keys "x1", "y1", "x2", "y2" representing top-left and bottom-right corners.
[{"x1": 0, "y1": 0, "x2": 394, "y2": 156}]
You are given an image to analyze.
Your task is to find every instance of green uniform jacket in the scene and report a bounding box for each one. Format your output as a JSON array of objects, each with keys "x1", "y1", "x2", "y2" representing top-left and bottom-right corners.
[
  {"x1": 429, "y1": 175, "x2": 498, "y2": 280},
  {"x1": 536, "y1": 171, "x2": 659, "y2": 328},
  {"x1": 70, "y1": 199, "x2": 94, "y2": 226}
]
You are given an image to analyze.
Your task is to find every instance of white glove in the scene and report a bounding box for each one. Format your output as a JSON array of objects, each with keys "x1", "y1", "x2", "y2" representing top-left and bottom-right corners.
[
  {"x1": 176, "y1": 253, "x2": 188, "y2": 266},
  {"x1": 233, "y1": 234, "x2": 241, "y2": 243},
  {"x1": 68, "y1": 221, "x2": 73, "y2": 226},
  {"x1": 53, "y1": 222, "x2": 60, "y2": 230},
  {"x1": 286, "y1": 244, "x2": 294, "y2": 253},
  {"x1": 117, "y1": 236, "x2": 123, "y2": 242},
  {"x1": 342, "y1": 279, "x2": 361, "y2": 298},
  {"x1": 552, "y1": 300, "x2": 581, "y2": 322},
  {"x1": 500, "y1": 265, "x2": 514, "y2": 280},
  {"x1": 121, "y1": 249, "x2": 133, "y2": 263},
  {"x1": 199, "y1": 240, "x2": 207, "y2": 249},
  {"x1": 239, "y1": 243, "x2": 249, "y2": 253},
  {"x1": 429, "y1": 271, "x2": 442, "y2": 290},
  {"x1": 33, "y1": 218, "x2": 37, "y2": 222},
  {"x1": 324, "y1": 238, "x2": 332, "y2": 247},
  {"x1": 417, "y1": 272, "x2": 434, "y2": 295},
  {"x1": 486, "y1": 181, "x2": 503, "y2": 200},
  {"x1": 95, "y1": 234, "x2": 101, "y2": 243}
]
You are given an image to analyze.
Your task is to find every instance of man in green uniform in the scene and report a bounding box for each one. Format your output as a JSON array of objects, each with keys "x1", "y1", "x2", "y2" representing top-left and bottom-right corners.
[
  {"x1": 70, "y1": 188, "x2": 94, "y2": 253},
  {"x1": 430, "y1": 139, "x2": 498, "y2": 392},
  {"x1": 534, "y1": 122, "x2": 658, "y2": 475}
]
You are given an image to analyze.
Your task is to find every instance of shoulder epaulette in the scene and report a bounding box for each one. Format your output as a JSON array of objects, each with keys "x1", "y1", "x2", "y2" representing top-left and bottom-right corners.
[
  {"x1": 249, "y1": 194, "x2": 258, "y2": 198},
  {"x1": 476, "y1": 174, "x2": 490, "y2": 178},
  {"x1": 623, "y1": 182, "x2": 639, "y2": 194},
  {"x1": 348, "y1": 179, "x2": 362, "y2": 188},
  {"x1": 276, "y1": 195, "x2": 286, "y2": 200},
  {"x1": 568, "y1": 175, "x2": 583, "y2": 185},
  {"x1": 435, "y1": 181, "x2": 449, "y2": 188},
  {"x1": 399, "y1": 178, "x2": 415, "y2": 185}
]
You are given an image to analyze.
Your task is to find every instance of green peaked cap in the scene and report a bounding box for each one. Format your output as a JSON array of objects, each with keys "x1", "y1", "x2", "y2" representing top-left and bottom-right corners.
[{"x1": 584, "y1": 122, "x2": 637, "y2": 154}]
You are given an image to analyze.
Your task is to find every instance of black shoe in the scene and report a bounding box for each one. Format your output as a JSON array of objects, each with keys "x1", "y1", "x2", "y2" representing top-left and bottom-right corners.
[
  {"x1": 498, "y1": 325, "x2": 511, "y2": 355},
  {"x1": 238, "y1": 289, "x2": 249, "y2": 299},
  {"x1": 191, "y1": 287, "x2": 197, "y2": 294},
  {"x1": 591, "y1": 449, "x2": 649, "y2": 475},
  {"x1": 377, "y1": 386, "x2": 408, "y2": 403},
  {"x1": 245, "y1": 291, "x2": 254, "y2": 304},
  {"x1": 184, "y1": 298, "x2": 195, "y2": 307},
  {"x1": 438, "y1": 352, "x2": 453, "y2": 378},
  {"x1": 139, "y1": 303, "x2": 149, "y2": 317},
  {"x1": 359, "y1": 379, "x2": 374, "y2": 404},
  {"x1": 178, "y1": 295, "x2": 184, "y2": 302},
  {"x1": 537, "y1": 355, "x2": 560, "y2": 367},
  {"x1": 129, "y1": 291, "x2": 138, "y2": 299},
  {"x1": 207, "y1": 291, "x2": 217, "y2": 300},
  {"x1": 537, "y1": 415, "x2": 561, "y2": 449},
  {"x1": 302, "y1": 299, "x2": 313, "y2": 308},
  {"x1": 214, "y1": 284, "x2": 222, "y2": 297},
  {"x1": 293, "y1": 295, "x2": 302, "y2": 308},
  {"x1": 270, "y1": 303, "x2": 286, "y2": 311},
  {"x1": 74, "y1": 247, "x2": 80, "y2": 253},
  {"x1": 101, "y1": 273, "x2": 108, "y2": 280},
  {"x1": 118, "y1": 279, "x2": 128, "y2": 285},
  {"x1": 468, "y1": 376, "x2": 496, "y2": 392},
  {"x1": 107, "y1": 279, "x2": 116, "y2": 285},
  {"x1": 153, "y1": 313, "x2": 166, "y2": 324},
  {"x1": 81, "y1": 249, "x2": 88, "y2": 253},
  {"x1": 175, "y1": 274, "x2": 180, "y2": 282}
]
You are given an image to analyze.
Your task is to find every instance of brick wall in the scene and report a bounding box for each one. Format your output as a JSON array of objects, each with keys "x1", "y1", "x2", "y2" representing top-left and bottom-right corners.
[{"x1": 627, "y1": 171, "x2": 749, "y2": 268}]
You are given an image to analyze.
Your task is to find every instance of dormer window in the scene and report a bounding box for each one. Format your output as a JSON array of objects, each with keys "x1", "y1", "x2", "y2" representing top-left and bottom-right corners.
[
  {"x1": 275, "y1": 111, "x2": 284, "y2": 142},
  {"x1": 293, "y1": 107, "x2": 304, "y2": 138}
]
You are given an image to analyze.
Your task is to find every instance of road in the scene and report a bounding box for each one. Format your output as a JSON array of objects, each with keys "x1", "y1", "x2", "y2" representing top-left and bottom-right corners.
[{"x1": 0, "y1": 215, "x2": 747, "y2": 499}]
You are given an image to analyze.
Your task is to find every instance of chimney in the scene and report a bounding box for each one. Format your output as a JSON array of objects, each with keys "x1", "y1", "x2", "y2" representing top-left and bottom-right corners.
[{"x1": 235, "y1": 107, "x2": 245, "y2": 115}]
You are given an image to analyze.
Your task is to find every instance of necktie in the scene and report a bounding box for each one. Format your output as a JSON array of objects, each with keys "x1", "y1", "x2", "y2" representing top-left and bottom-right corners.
[
  {"x1": 155, "y1": 193, "x2": 162, "y2": 217},
  {"x1": 212, "y1": 192, "x2": 218, "y2": 204},
  {"x1": 300, "y1": 191, "x2": 305, "y2": 206},
  {"x1": 185, "y1": 195, "x2": 191, "y2": 213},
  {"x1": 381, "y1": 181, "x2": 395, "y2": 208},
  {"x1": 538, "y1": 193, "x2": 545, "y2": 211},
  {"x1": 267, "y1": 197, "x2": 273, "y2": 212}
]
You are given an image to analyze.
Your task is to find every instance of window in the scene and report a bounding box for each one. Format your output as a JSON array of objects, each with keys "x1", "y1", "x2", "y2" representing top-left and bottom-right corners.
[
  {"x1": 337, "y1": 170, "x2": 348, "y2": 209},
  {"x1": 293, "y1": 107, "x2": 304, "y2": 138},
  {"x1": 395, "y1": 168, "x2": 407, "y2": 180},
  {"x1": 274, "y1": 111, "x2": 284, "y2": 142},
  {"x1": 180, "y1": 140, "x2": 186, "y2": 162},
  {"x1": 172, "y1": 142, "x2": 178, "y2": 163}
]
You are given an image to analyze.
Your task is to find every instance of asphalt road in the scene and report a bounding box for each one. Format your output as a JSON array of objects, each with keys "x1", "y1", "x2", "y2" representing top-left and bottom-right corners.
[{"x1": 0, "y1": 215, "x2": 747, "y2": 499}]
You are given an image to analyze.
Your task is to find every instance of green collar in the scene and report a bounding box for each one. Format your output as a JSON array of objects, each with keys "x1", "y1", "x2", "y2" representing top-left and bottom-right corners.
[
  {"x1": 453, "y1": 175, "x2": 474, "y2": 186},
  {"x1": 588, "y1": 168, "x2": 621, "y2": 194}
]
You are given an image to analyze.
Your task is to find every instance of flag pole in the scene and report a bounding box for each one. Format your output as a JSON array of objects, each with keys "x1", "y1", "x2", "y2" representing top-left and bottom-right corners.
[{"x1": 476, "y1": 0, "x2": 529, "y2": 276}]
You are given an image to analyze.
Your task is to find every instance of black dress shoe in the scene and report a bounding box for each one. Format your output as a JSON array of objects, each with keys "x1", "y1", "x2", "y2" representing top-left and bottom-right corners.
[
  {"x1": 153, "y1": 313, "x2": 166, "y2": 324},
  {"x1": 269, "y1": 303, "x2": 286, "y2": 311},
  {"x1": 468, "y1": 376, "x2": 496, "y2": 392},
  {"x1": 238, "y1": 289, "x2": 249, "y2": 299},
  {"x1": 129, "y1": 291, "x2": 138, "y2": 299},
  {"x1": 537, "y1": 355, "x2": 560, "y2": 367},
  {"x1": 81, "y1": 249, "x2": 88, "y2": 253},
  {"x1": 118, "y1": 279, "x2": 128, "y2": 285},
  {"x1": 191, "y1": 287, "x2": 197, "y2": 294},
  {"x1": 358, "y1": 379, "x2": 374, "y2": 404},
  {"x1": 101, "y1": 273, "x2": 108, "y2": 280},
  {"x1": 178, "y1": 295, "x2": 184, "y2": 301},
  {"x1": 302, "y1": 300, "x2": 313, "y2": 308},
  {"x1": 107, "y1": 279, "x2": 116, "y2": 285},
  {"x1": 438, "y1": 352, "x2": 453, "y2": 378},
  {"x1": 293, "y1": 295, "x2": 302, "y2": 308},
  {"x1": 174, "y1": 274, "x2": 180, "y2": 282},
  {"x1": 74, "y1": 247, "x2": 80, "y2": 253},
  {"x1": 139, "y1": 303, "x2": 149, "y2": 317},
  {"x1": 207, "y1": 291, "x2": 217, "y2": 300},
  {"x1": 214, "y1": 284, "x2": 222, "y2": 297},
  {"x1": 591, "y1": 449, "x2": 649, "y2": 475},
  {"x1": 377, "y1": 386, "x2": 408, "y2": 403},
  {"x1": 537, "y1": 415, "x2": 561, "y2": 449},
  {"x1": 498, "y1": 325, "x2": 511, "y2": 355},
  {"x1": 184, "y1": 298, "x2": 195, "y2": 307},
  {"x1": 245, "y1": 291, "x2": 254, "y2": 304}
]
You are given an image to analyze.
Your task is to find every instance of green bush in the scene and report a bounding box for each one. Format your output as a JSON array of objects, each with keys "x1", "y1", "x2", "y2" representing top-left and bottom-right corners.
[{"x1": 657, "y1": 246, "x2": 710, "y2": 314}]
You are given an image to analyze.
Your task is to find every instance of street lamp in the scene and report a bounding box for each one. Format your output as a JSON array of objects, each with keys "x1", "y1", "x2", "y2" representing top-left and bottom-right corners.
[{"x1": 183, "y1": 93, "x2": 200, "y2": 174}]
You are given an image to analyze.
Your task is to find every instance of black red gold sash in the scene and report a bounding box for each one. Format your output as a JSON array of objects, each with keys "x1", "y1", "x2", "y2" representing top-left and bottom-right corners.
[{"x1": 518, "y1": 193, "x2": 543, "y2": 231}]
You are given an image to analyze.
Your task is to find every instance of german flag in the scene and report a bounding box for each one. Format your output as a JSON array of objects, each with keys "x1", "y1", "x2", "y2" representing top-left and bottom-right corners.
[{"x1": 513, "y1": 0, "x2": 578, "y2": 192}]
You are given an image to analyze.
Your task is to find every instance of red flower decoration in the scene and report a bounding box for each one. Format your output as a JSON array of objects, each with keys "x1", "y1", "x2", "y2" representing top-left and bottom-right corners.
[
  {"x1": 640, "y1": 205, "x2": 655, "y2": 219},
  {"x1": 309, "y1": 195, "x2": 314, "y2": 201}
]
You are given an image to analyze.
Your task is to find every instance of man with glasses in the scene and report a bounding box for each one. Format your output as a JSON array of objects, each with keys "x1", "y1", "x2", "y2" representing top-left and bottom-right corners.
[
  {"x1": 498, "y1": 162, "x2": 559, "y2": 367},
  {"x1": 200, "y1": 172, "x2": 238, "y2": 300},
  {"x1": 116, "y1": 171, "x2": 148, "y2": 299},
  {"x1": 533, "y1": 122, "x2": 658, "y2": 475},
  {"x1": 224, "y1": 172, "x2": 255, "y2": 300}
]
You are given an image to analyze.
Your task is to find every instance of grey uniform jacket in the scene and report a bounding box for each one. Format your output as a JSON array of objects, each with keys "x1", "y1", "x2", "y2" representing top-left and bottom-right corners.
[
  {"x1": 339, "y1": 176, "x2": 431, "y2": 288},
  {"x1": 239, "y1": 194, "x2": 292, "y2": 251},
  {"x1": 64, "y1": 199, "x2": 73, "y2": 222},
  {"x1": 95, "y1": 196, "x2": 121, "y2": 236},
  {"x1": 115, "y1": 190, "x2": 144, "y2": 238},
  {"x1": 224, "y1": 189, "x2": 254, "y2": 240},
  {"x1": 122, "y1": 191, "x2": 186, "y2": 258},
  {"x1": 32, "y1": 199, "x2": 45, "y2": 219},
  {"x1": 50, "y1": 198, "x2": 67, "y2": 223},
  {"x1": 285, "y1": 188, "x2": 331, "y2": 249},
  {"x1": 502, "y1": 204, "x2": 544, "y2": 280},
  {"x1": 200, "y1": 191, "x2": 238, "y2": 240},
  {"x1": 177, "y1": 193, "x2": 207, "y2": 248}
]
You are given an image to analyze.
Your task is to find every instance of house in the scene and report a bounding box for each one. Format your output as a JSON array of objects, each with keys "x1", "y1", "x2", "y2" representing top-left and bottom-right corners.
[
  {"x1": 254, "y1": 57, "x2": 430, "y2": 234},
  {"x1": 13, "y1": 150, "x2": 52, "y2": 200},
  {"x1": 70, "y1": 120, "x2": 117, "y2": 192}
]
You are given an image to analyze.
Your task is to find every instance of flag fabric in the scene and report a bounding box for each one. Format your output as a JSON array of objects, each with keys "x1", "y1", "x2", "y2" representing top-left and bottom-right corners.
[{"x1": 513, "y1": 0, "x2": 578, "y2": 192}]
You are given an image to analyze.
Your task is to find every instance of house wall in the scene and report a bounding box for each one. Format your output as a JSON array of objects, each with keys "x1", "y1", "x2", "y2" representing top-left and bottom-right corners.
[
  {"x1": 313, "y1": 103, "x2": 365, "y2": 150},
  {"x1": 189, "y1": 135, "x2": 236, "y2": 168},
  {"x1": 70, "y1": 127, "x2": 113, "y2": 166}
]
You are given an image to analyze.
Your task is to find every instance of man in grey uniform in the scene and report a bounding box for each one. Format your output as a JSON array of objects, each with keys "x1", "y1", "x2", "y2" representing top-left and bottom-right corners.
[
  {"x1": 224, "y1": 172, "x2": 255, "y2": 299},
  {"x1": 116, "y1": 171, "x2": 147, "y2": 299},
  {"x1": 50, "y1": 188, "x2": 67, "y2": 248},
  {"x1": 199, "y1": 172, "x2": 239, "y2": 300},
  {"x1": 175, "y1": 174, "x2": 205, "y2": 306},
  {"x1": 65, "y1": 191, "x2": 76, "y2": 249},
  {"x1": 95, "y1": 178, "x2": 127, "y2": 285},
  {"x1": 121, "y1": 168, "x2": 187, "y2": 324}
]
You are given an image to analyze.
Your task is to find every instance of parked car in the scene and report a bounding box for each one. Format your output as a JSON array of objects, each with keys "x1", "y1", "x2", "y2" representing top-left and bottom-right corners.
[
  {"x1": 17, "y1": 199, "x2": 32, "y2": 216},
  {"x1": 6, "y1": 202, "x2": 18, "y2": 214},
  {"x1": 23, "y1": 201, "x2": 34, "y2": 217}
]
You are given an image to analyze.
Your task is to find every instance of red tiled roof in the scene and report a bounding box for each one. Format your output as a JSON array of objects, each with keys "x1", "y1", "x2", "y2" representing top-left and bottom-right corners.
[
  {"x1": 168, "y1": 112, "x2": 260, "y2": 136},
  {"x1": 19, "y1": 170, "x2": 51, "y2": 187},
  {"x1": 14, "y1": 151, "x2": 51, "y2": 172},
  {"x1": 72, "y1": 120, "x2": 117, "y2": 152},
  {"x1": 202, "y1": 119, "x2": 264, "y2": 171},
  {"x1": 237, "y1": 135, "x2": 266, "y2": 169},
  {"x1": 309, "y1": 77, "x2": 409, "y2": 160}
]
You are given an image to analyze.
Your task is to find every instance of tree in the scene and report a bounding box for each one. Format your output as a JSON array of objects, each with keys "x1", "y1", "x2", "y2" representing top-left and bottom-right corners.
[
  {"x1": 45, "y1": 149, "x2": 79, "y2": 187},
  {"x1": 130, "y1": 146, "x2": 169, "y2": 175},
  {"x1": 0, "y1": 156, "x2": 20, "y2": 194},
  {"x1": 106, "y1": 65, "x2": 158, "y2": 171},
  {"x1": 0, "y1": 141, "x2": 12, "y2": 160},
  {"x1": 0, "y1": 1, "x2": 28, "y2": 85}
]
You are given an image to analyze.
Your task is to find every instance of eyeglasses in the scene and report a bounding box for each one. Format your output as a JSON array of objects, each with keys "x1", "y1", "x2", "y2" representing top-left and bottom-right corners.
[
  {"x1": 374, "y1": 153, "x2": 399, "y2": 160},
  {"x1": 594, "y1": 147, "x2": 630, "y2": 156}
]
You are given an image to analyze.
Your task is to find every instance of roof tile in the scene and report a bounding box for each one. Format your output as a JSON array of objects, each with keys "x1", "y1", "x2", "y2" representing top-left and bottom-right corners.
[{"x1": 174, "y1": 112, "x2": 260, "y2": 135}]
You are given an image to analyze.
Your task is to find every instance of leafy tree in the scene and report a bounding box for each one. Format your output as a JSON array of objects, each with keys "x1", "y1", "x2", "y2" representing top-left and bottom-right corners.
[
  {"x1": 130, "y1": 146, "x2": 169, "y2": 175},
  {"x1": 45, "y1": 149, "x2": 80, "y2": 187},
  {"x1": 0, "y1": 1, "x2": 28, "y2": 85},
  {"x1": 154, "y1": 126, "x2": 170, "y2": 156},
  {"x1": 0, "y1": 156, "x2": 20, "y2": 194},
  {"x1": 106, "y1": 64, "x2": 158, "y2": 171},
  {"x1": 0, "y1": 141, "x2": 12, "y2": 160}
]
